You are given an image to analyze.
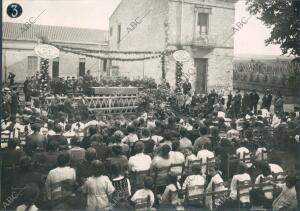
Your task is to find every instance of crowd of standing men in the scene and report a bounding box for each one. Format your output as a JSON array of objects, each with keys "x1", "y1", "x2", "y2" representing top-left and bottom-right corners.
[
  {"x1": 227, "y1": 89, "x2": 284, "y2": 118},
  {"x1": 178, "y1": 79, "x2": 284, "y2": 119}
]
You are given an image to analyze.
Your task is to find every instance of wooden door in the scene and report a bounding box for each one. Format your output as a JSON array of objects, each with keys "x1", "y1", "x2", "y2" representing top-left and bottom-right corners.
[
  {"x1": 52, "y1": 61, "x2": 59, "y2": 78},
  {"x1": 194, "y1": 58, "x2": 207, "y2": 94}
]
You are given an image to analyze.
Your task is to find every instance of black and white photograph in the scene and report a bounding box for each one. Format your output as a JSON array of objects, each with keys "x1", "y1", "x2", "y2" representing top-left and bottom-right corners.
[{"x1": 1, "y1": 0, "x2": 299, "y2": 210}]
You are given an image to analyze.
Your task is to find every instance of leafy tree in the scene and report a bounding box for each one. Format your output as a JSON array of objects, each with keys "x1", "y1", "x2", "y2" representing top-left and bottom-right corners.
[{"x1": 246, "y1": 0, "x2": 300, "y2": 56}]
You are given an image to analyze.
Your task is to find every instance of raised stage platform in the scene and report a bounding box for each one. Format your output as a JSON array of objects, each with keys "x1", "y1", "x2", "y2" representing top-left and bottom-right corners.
[{"x1": 31, "y1": 87, "x2": 139, "y2": 114}]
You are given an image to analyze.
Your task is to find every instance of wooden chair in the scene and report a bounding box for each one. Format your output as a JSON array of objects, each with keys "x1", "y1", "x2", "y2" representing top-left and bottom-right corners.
[
  {"x1": 260, "y1": 149, "x2": 268, "y2": 161},
  {"x1": 226, "y1": 154, "x2": 239, "y2": 180},
  {"x1": 239, "y1": 151, "x2": 253, "y2": 166},
  {"x1": 186, "y1": 159, "x2": 202, "y2": 176},
  {"x1": 272, "y1": 172, "x2": 286, "y2": 183},
  {"x1": 255, "y1": 176, "x2": 275, "y2": 199},
  {"x1": 50, "y1": 179, "x2": 76, "y2": 209},
  {"x1": 134, "y1": 195, "x2": 151, "y2": 210},
  {"x1": 206, "y1": 157, "x2": 217, "y2": 168},
  {"x1": 236, "y1": 180, "x2": 252, "y2": 209},
  {"x1": 210, "y1": 182, "x2": 230, "y2": 210},
  {"x1": 129, "y1": 169, "x2": 150, "y2": 192},
  {"x1": 152, "y1": 166, "x2": 170, "y2": 194},
  {"x1": 170, "y1": 163, "x2": 184, "y2": 178},
  {"x1": 184, "y1": 185, "x2": 205, "y2": 206},
  {"x1": 168, "y1": 188, "x2": 184, "y2": 206}
]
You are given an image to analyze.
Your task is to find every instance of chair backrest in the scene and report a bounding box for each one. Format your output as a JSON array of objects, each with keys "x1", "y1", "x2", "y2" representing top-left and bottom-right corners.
[
  {"x1": 185, "y1": 185, "x2": 205, "y2": 203},
  {"x1": 255, "y1": 176, "x2": 275, "y2": 195},
  {"x1": 226, "y1": 154, "x2": 239, "y2": 179},
  {"x1": 239, "y1": 151, "x2": 252, "y2": 163},
  {"x1": 210, "y1": 182, "x2": 230, "y2": 210},
  {"x1": 206, "y1": 157, "x2": 216, "y2": 168},
  {"x1": 187, "y1": 159, "x2": 202, "y2": 175},
  {"x1": 168, "y1": 188, "x2": 184, "y2": 205},
  {"x1": 153, "y1": 166, "x2": 170, "y2": 188},
  {"x1": 237, "y1": 180, "x2": 252, "y2": 199},
  {"x1": 51, "y1": 179, "x2": 75, "y2": 201},
  {"x1": 130, "y1": 169, "x2": 150, "y2": 191},
  {"x1": 135, "y1": 195, "x2": 151, "y2": 210},
  {"x1": 272, "y1": 172, "x2": 286, "y2": 183},
  {"x1": 170, "y1": 163, "x2": 184, "y2": 177},
  {"x1": 260, "y1": 149, "x2": 268, "y2": 161},
  {"x1": 236, "y1": 180, "x2": 252, "y2": 209}
]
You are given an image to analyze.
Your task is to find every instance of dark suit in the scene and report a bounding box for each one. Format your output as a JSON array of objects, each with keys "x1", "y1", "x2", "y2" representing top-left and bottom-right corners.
[
  {"x1": 182, "y1": 82, "x2": 192, "y2": 95},
  {"x1": 249, "y1": 92, "x2": 260, "y2": 113},
  {"x1": 261, "y1": 94, "x2": 272, "y2": 111}
]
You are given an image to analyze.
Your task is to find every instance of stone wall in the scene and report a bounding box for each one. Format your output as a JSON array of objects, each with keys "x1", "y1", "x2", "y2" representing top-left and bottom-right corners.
[
  {"x1": 109, "y1": 0, "x2": 169, "y2": 82},
  {"x1": 109, "y1": 0, "x2": 236, "y2": 92}
]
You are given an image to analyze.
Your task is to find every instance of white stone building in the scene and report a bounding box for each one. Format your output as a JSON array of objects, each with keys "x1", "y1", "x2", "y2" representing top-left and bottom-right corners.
[
  {"x1": 109, "y1": 0, "x2": 238, "y2": 93},
  {"x1": 2, "y1": 22, "x2": 109, "y2": 83}
]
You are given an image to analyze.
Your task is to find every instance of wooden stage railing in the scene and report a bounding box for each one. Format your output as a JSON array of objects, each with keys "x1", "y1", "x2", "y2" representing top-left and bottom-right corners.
[{"x1": 31, "y1": 95, "x2": 138, "y2": 114}]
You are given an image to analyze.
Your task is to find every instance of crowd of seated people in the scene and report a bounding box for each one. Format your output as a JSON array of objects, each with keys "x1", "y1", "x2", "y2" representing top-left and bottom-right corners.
[{"x1": 1, "y1": 95, "x2": 299, "y2": 211}]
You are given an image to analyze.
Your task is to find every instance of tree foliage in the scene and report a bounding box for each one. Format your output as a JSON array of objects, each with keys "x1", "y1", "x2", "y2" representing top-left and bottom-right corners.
[{"x1": 246, "y1": 0, "x2": 300, "y2": 56}]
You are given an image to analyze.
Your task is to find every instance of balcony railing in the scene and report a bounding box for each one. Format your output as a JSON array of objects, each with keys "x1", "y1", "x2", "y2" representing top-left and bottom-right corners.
[{"x1": 192, "y1": 35, "x2": 216, "y2": 48}]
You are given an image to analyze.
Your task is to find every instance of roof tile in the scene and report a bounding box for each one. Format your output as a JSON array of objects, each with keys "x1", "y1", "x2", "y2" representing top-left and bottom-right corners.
[{"x1": 2, "y1": 22, "x2": 108, "y2": 44}]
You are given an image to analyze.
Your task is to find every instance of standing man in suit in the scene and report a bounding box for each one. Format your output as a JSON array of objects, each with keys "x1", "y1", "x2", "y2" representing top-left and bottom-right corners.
[
  {"x1": 250, "y1": 89, "x2": 260, "y2": 114},
  {"x1": 232, "y1": 89, "x2": 242, "y2": 118},
  {"x1": 261, "y1": 89, "x2": 272, "y2": 111}
]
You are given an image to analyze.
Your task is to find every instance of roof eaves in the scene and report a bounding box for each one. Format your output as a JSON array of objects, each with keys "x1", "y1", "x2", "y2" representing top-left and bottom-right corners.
[{"x1": 109, "y1": 0, "x2": 125, "y2": 20}]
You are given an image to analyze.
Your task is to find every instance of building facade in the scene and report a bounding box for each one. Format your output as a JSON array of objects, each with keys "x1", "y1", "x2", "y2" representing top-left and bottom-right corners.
[
  {"x1": 2, "y1": 22, "x2": 109, "y2": 83},
  {"x1": 109, "y1": 0, "x2": 238, "y2": 93}
]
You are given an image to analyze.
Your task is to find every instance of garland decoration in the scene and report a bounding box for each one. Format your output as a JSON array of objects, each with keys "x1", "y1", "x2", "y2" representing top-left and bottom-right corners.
[
  {"x1": 45, "y1": 42, "x2": 174, "y2": 55},
  {"x1": 161, "y1": 54, "x2": 166, "y2": 80},
  {"x1": 39, "y1": 58, "x2": 50, "y2": 96},
  {"x1": 62, "y1": 47, "x2": 166, "y2": 61},
  {"x1": 49, "y1": 44, "x2": 174, "y2": 62},
  {"x1": 176, "y1": 61, "x2": 183, "y2": 91}
]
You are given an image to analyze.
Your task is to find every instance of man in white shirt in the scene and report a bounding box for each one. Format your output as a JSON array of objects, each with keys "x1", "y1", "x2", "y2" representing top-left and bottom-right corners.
[
  {"x1": 183, "y1": 165, "x2": 205, "y2": 196},
  {"x1": 271, "y1": 113, "x2": 281, "y2": 128},
  {"x1": 227, "y1": 122, "x2": 240, "y2": 140},
  {"x1": 71, "y1": 115, "x2": 85, "y2": 132},
  {"x1": 128, "y1": 141, "x2": 151, "y2": 172},
  {"x1": 179, "y1": 128, "x2": 192, "y2": 150},
  {"x1": 63, "y1": 124, "x2": 76, "y2": 144},
  {"x1": 269, "y1": 163, "x2": 284, "y2": 174},
  {"x1": 169, "y1": 140, "x2": 185, "y2": 176},
  {"x1": 230, "y1": 163, "x2": 252, "y2": 204},
  {"x1": 269, "y1": 156, "x2": 285, "y2": 182},
  {"x1": 84, "y1": 116, "x2": 99, "y2": 129},
  {"x1": 196, "y1": 143, "x2": 214, "y2": 175},
  {"x1": 131, "y1": 177, "x2": 155, "y2": 208}
]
